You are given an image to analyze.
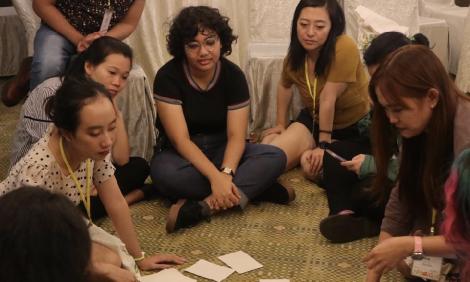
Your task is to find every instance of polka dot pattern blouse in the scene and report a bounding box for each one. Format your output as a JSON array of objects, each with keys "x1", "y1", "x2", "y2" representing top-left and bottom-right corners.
[{"x1": 0, "y1": 126, "x2": 115, "y2": 205}]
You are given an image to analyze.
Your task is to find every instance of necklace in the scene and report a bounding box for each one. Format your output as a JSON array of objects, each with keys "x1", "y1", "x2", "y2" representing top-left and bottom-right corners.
[{"x1": 59, "y1": 136, "x2": 92, "y2": 225}]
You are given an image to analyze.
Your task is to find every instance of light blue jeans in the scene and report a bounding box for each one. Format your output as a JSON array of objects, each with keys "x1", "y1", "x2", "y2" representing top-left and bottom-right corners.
[{"x1": 30, "y1": 24, "x2": 76, "y2": 90}]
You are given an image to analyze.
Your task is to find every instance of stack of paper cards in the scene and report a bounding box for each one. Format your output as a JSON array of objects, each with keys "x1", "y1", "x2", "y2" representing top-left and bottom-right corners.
[
  {"x1": 218, "y1": 251, "x2": 263, "y2": 273},
  {"x1": 184, "y1": 259, "x2": 234, "y2": 282},
  {"x1": 140, "y1": 268, "x2": 196, "y2": 282}
]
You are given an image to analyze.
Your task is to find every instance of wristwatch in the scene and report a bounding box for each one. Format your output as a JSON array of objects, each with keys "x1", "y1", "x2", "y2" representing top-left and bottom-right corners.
[
  {"x1": 220, "y1": 167, "x2": 234, "y2": 177},
  {"x1": 411, "y1": 236, "x2": 424, "y2": 260},
  {"x1": 318, "y1": 141, "x2": 330, "y2": 150}
]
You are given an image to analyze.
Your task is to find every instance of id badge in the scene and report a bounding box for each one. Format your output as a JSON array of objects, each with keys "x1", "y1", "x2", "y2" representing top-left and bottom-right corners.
[
  {"x1": 411, "y1": 256, "x2": 443, "y2": 281},
  {"x1": 100, "y1": 9, "x2": 114, "y2": 33}
]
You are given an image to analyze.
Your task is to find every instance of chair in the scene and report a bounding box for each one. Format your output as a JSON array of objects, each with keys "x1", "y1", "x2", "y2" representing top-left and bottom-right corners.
[
  {"x1": 244, "y1": 1, "x2": 303, "y2": 135},
  {"x1": 11, "y1": 0, "x2": 157, "y2": 161},
  {"x1": 345, "y1": 0, "x2": 449, "y2": 70},
  {"x1": 455, "y1": 8, "x2": 470, "y2": 94},
  {"x1": 0, "y1": 6, "x2": 27, "y2": 76}
]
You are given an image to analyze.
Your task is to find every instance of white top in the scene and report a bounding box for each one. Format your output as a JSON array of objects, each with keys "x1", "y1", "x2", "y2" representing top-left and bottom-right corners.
[{"x1": 1, "y1": 126, "x2": 115, "y2": 205}]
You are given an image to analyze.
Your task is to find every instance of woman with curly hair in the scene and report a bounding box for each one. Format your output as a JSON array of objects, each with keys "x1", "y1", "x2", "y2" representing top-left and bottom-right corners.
[{"x1": 151, "y1": 6, "x2": 294, "y2": 233}]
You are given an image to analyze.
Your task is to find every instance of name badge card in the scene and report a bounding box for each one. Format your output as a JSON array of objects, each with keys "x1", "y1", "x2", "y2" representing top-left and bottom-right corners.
[
  {"x1": 100, "y1": 9, "x2": 114, "y2": 33},
  {"x1": 411, "y1": 256, "x2": 443, "y2": 281}
]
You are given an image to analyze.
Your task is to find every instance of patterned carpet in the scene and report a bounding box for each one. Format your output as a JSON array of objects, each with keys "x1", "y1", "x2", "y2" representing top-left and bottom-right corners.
[{"x1": 0, "y1": 80, "x2": 403, "y2": 281}]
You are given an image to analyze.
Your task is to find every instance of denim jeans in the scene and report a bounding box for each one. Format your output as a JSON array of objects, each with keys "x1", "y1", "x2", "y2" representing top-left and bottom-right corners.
[
  {"x1": 30, "y1": 24, "x2": 76, "y2": 90},
  {"x1": 150, "y1": 133, "x2": 287, "y2": 208}
]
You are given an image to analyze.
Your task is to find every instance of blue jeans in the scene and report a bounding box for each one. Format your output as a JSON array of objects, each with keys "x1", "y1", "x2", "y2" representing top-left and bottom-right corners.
[
  {"x1": 30, "y1": 24, "x2": 76, "y2": 90},
  {"x1": 150, "y1": 133, "x2": 287, "y2": 207}
]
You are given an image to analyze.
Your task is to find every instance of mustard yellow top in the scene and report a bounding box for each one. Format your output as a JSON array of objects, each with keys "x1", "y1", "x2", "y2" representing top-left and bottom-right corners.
[{"x1": 281, "y1": 34, "x2": 370, "y2": 129}]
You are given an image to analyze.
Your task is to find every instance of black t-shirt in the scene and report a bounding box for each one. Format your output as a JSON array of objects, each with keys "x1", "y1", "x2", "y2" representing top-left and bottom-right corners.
[{"x1": 153, "y1": 57, "x2": 250, "y2": 136}]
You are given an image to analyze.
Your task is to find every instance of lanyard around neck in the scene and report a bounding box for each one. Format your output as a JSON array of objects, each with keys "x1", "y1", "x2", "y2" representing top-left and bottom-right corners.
[
  {"x1": 304, "y1": 56, "x2": 318, "y2": 121},
  {"x1": 59, "y1": 136, "x2": 92, "y2": 224}
]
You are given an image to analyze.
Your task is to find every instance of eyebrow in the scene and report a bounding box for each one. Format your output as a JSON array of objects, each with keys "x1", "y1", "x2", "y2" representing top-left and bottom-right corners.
[
  {"x1": 299, "y1": 18, "x2": 327, "y2": 23},
  {"x1": 86, "y1": 118, "x2": 117, "y2": 130}
]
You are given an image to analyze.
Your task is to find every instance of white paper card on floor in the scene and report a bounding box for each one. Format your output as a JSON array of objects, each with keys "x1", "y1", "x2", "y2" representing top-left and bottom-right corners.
[
  {"x1": 217, "y1": 250, "x2": 263, "y2": 274},
  {"x1": 259, "y1": 280, "x2": 290, "y2": 282},
  {"x1": 183, "y1": 259, "x2": 234, "y2": 282},
  {"x1": 140, "y1": 268, "x2": 197, "y2": 282}
]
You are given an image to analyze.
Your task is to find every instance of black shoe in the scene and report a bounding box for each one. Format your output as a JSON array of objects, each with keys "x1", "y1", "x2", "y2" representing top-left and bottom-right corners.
[
  {"x1": 254, "y1": 182, "x2": 296, "y2": 205},
  {"x1": 1, "y1": 56, "x2": 32, "y2": 107},
  {"x1": 166, "y1": 199, "x2": 209, "y2": 233},
  {"x1": 319, "y1": 214, "x2": 380, "y2": 243}
]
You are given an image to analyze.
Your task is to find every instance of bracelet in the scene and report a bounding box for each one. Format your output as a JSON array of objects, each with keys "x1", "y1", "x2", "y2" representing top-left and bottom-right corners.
[
  {"x1": 318, "y1": 141, "x2": 330, "y2": 150},
  {"x1": 319, "y1": 129, "x2": 332, "y2": 135},
  {"x1": 134, "y1": 252, "x2": 146, "y2": 262}
]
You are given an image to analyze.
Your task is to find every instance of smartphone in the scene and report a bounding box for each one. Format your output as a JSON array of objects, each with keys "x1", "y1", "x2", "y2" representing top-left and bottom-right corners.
[{"x1": 325, "y1": 149, "x2": 347, "y2": 162}]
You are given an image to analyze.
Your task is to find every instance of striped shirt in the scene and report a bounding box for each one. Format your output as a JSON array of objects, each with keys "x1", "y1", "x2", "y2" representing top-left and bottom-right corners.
[{"x1": 9, "y1": 77, "x2": 62, "y2": 169}]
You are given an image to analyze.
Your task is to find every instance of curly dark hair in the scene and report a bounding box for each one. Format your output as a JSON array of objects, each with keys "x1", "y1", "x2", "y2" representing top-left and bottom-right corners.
[{"x1": 167, "y1": 6, "x2": 237, "y2": 60}]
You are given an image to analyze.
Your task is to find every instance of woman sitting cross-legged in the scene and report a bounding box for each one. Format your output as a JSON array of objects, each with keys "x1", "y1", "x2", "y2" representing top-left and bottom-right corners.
[
  {"x1": 151, "y1": 6, "x2": 294, "y2": 233},
  {"x1": 0, "y1": 79, "x2": 186, "y2": 281}
]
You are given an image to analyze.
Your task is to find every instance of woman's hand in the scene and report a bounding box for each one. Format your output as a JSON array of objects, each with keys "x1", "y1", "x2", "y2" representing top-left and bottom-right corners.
[
  {"x1": 208, "y1": 173, "x2": 241, "y2": 211},
  {"x1": 341, "y1": 154, "x2": 365, "y2": 176},
  {"x1": 77, "y1": 31, "x2": 105, "y2": 52},
  {"x1": 363, "y1": 236, "x2": 414, "y2": 276},
  {"x1": 261, "y1": 124, "x2": 285, "y2": 141},
  {"x1": 301, "y1": 148, "x2": 324, "y2": 178},
  {"x1": 137, "y1": 253, "x2": 187, "y2": 271}
]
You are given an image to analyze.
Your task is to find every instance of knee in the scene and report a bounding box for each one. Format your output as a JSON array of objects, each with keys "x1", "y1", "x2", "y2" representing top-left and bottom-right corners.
[
  {"x1": 128, "y1": 157, "x2": 150, "y2": 176},
  {"x1": 257, "y1": 145, "x2": 288, "y2": 174},
  {"x1": 150, "y1": 154, "x2": 180, "y2": 188}
]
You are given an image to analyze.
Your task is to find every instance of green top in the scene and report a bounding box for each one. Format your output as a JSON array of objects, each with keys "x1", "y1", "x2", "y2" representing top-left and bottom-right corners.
[{"x1": 359, "y1": 154, "x2": 399, "y2": 181}]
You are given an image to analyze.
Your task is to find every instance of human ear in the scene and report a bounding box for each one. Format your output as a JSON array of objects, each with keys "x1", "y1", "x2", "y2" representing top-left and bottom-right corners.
[
  {"x1": 84, "y1": 61, "x2": 95, "y2": 76},
  {"x1": 426, "y1": 88, "x2": 439, "y2": 109}
]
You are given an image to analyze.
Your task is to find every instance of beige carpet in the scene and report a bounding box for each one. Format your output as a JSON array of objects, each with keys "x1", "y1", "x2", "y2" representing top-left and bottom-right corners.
[
  {"x1": 98, "y1": 170, "x2": 403, "y2": 281},
  {"x1": 0, "y1": 85, "x2": 403, "y2": 281}
]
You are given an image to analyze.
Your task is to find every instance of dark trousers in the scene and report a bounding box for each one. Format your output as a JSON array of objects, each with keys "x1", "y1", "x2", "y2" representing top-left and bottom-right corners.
[
  {"x1": 150, "y1": 133, "x2": 286, "y2": 205},
  {"x1": 79, "y1": 156, "x2": 150, "y2": 220}
]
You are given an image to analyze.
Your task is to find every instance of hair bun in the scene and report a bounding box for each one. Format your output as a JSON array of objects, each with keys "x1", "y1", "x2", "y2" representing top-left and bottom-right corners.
[{"x1": 411, "y1": 33, "x2": 430, "y2": 47}]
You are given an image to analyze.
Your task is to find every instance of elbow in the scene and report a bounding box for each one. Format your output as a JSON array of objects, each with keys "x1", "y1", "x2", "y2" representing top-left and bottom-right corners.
[{"x1": 113, "y1": 154, "x2": 130, "y2": 166}]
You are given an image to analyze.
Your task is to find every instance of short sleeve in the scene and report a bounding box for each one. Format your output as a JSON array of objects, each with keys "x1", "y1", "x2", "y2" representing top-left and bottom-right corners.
[
  {"x1": 280, "y1": 57, "x2": 295, "y2": 89},
  {"x1": 327, "y1": 35, "x2": 361, "y2": 83},
  {"x1": 153, "y1": 61, "x2": 183, "y2": 105},
  {"x1": 0, "y1": 163, "x2": 50, "y2": 197},
  {"x1": 225, "y1": 61, "x2": 250, "y2": 110},
  {"x1": 23, "y1": 89, "x2": 56, "y2": 141},
  {"x1": 381, "y1": 185, "x2": 412, "y2": 236},
  {"x1": 93, "y1": 157, "x2": 116, "y2": 186}
]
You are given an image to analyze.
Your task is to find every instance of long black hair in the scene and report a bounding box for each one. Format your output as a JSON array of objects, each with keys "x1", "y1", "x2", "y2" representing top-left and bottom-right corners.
[
  {"x1": 65, "y1": 36, "x2": 133, "y2": 80},
  {"x1": 363, "y1": 32, "x2": 429, "y2": 67},
  {"x1": 45, "y1": 78, "x2": 112, "y2": 134},
  {"x1": 286, "y1": 0, "x2": 345, "y2": 76},
  {"x1": 0, "y1": 187, "x2": 91, "y2": 282}
]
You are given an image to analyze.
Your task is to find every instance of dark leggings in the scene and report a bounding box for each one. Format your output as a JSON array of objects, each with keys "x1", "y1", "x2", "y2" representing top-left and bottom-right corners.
[
  {"x1": 79, "y1": 157, "x2": 150, "y2": 220},
  {"x1": 296, "y1": 109, "x2": 384, "y2": 221}
]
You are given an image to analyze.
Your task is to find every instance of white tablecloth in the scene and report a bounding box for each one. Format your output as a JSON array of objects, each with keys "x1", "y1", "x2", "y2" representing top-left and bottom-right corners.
[
  {"x1": 419, "y1": 2, "x2": 469, "y2": 73},
  {"x1": 245, "y1": 56, "x2": 303, "y2": 135},
  {"x1": 0, "y1": 7, "x2": 27, "y2": 76},
  {"x1": 419, "y1": 16, "x2": 449, "y2": 70},
  {"x1": 115, "y1": 64, "x2": 157, "y2": 162}
]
